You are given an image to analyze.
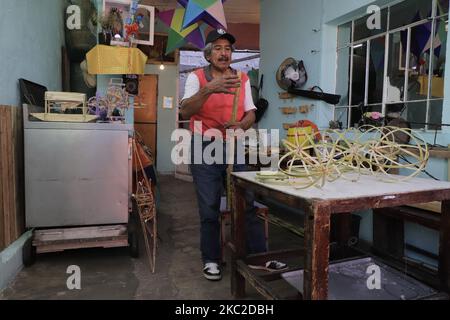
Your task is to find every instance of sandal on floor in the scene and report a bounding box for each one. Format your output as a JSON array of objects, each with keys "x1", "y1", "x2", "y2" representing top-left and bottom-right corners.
[{"x1": 248, "y1": 260, "x2": 288, "y2": 272}]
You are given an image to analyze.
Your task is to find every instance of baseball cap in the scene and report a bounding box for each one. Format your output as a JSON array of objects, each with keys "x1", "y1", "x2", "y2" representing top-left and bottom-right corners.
[{"x1": 205, "y1": 29, "x2": 236, "y2": 45}]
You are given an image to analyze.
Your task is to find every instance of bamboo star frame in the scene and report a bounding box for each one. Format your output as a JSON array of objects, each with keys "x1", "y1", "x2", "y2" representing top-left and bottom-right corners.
[{"x1": 256, "y1": 125, "x2": 429, "y2": 189}]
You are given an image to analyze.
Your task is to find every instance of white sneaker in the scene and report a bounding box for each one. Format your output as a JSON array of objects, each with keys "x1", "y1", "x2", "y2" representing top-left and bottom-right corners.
[
  {"x1": 203, "y1": 262, "x2": 222, "y2": 281},
  {"x1": 265, "y1": 260, "x2": 288, "y2": 271}
]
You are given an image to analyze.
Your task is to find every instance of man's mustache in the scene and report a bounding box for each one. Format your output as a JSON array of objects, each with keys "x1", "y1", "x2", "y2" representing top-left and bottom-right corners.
[{"x1": 218, "y1": 56, "x2": 229, "y2": 61}]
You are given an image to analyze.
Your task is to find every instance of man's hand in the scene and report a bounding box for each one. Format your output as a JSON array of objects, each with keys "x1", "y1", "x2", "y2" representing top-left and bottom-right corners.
[
  {"x1": 205, "y1": 75, "x2": 241, "y2": 94},
  {"x1": 224, "y1": 121, "x2": 246, "y2": 139},
  {"x1": 224, "y1": 110, "x2": 256, "y2": 132},
  {"x1": 224, "y1": 120, "x2": 244, "y2": 130}
]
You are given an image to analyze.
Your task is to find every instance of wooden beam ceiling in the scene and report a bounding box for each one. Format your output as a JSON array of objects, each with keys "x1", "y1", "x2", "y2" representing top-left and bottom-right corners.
[{"x1": 140, "y1": 0, "x2": 260, "y2": 24}]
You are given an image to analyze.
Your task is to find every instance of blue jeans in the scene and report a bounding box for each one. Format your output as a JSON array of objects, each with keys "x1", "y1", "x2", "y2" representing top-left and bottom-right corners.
[{"x1": 190, "y1": 139, "x2": 267, "y2": 264}]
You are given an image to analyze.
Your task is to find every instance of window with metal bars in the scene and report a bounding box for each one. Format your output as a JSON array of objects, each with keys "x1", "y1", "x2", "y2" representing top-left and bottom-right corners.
[{"x1": 335, "y1": 0, "x2": 448, "y2": 131}]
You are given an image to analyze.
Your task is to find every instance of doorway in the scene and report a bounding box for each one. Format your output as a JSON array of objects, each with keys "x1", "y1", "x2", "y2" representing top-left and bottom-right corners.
[{"x1": 134, "y1": 74, "x2": 158, "y2": 165}]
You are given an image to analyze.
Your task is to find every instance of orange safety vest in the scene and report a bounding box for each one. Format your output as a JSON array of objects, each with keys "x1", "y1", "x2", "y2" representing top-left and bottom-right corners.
[{"x1": 190, "y1": 68, "x2": 247, "y2": 138}]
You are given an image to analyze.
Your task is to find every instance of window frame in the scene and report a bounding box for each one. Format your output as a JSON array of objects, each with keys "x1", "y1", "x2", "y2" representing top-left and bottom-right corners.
[{"x1": 335, "y1": 0, "x2": 448, "y2": 130}]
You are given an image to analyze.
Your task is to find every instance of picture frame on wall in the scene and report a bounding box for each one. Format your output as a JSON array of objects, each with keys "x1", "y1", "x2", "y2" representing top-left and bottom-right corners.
[
  {"x1": 138, "y1": 33, "x2": 179, "y2": 65},
  {"x1": 102, "y1": 0, "x2": 130, "y2": 38},
  {"x1": 102, "y1": 0, "x2": 154, "y2": 45},
  {"x1": 133, "y1": 5, "x2": 155, "y2": 46},
  {"x1": 103, "y1": 0, "x2": 134, "y2": 18}
]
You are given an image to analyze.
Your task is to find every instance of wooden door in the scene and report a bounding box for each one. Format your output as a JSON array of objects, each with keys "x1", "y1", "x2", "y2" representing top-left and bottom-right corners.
[{"x1": 134, "y1": 75, "x2": 158, "y2": 164}]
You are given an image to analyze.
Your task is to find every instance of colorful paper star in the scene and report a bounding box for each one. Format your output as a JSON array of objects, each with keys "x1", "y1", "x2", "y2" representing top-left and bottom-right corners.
[
  {"x1": 177, "y1": 0, "x2": 227, "y2": 30},
  {"x1": 158, "y1": 7, "x2": 207, "y2": 54}
]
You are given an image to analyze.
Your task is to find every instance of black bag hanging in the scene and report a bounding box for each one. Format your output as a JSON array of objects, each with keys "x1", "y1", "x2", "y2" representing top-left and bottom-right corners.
[
  {"x1": 255, "y1": 75, "x2": 269, "y2": 123},
  {"x1": 288, "y1": 86, "x2": 341, "y2": 105}
]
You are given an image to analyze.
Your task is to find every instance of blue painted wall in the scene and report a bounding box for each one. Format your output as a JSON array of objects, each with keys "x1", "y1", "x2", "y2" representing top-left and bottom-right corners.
[
  {"x1": 259, "y1": 0, "x2": 324, "y2": 135},
  {"x1": 145, "y1": 64, "x2": 178, "y2": 174},
  {"x1": 323, "y1": 0, "x2": 393, "y2": 23},
  {"x1": 0, "y1": 0, "x2": 65, "y2": 106},
  {"x1": 260, "y1": 0, "x2": 450, "y2": 265}
]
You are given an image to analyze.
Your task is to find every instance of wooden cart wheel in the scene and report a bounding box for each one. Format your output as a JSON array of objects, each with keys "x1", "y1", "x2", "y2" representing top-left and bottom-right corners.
[{"x1": 23, "y1": 236, "x2": 36, "y2": 267}]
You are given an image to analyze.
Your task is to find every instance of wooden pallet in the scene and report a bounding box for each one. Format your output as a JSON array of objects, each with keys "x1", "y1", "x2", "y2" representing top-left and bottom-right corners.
[
  {"x1": 0, "y1": 105, "x2": 25, "y2": 251},
  {"x1": 33, "y1": 225, "x2": 128, "y2": 254}
]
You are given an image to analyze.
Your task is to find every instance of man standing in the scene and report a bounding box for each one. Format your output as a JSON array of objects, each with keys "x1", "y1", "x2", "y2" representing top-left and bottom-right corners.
[{"x1": 180, "y1": 29, "x2": 267, "y2": 281}]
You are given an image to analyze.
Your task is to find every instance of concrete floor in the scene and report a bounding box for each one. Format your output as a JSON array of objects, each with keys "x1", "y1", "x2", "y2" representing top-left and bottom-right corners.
[{"x1": 0, "y1": 175, "x2": 302, "y2": 300}]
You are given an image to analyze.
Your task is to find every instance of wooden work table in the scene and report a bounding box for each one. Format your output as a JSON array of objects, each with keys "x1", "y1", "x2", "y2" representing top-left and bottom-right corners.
[{"x1": 230, "y1": 171, "x2": 450, "y2": 300}]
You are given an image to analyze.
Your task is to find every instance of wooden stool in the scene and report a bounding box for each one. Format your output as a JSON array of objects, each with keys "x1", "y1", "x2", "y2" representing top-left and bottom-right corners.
[{"x1": 220, "y1": 198, "x2": 269, "y2": 263}]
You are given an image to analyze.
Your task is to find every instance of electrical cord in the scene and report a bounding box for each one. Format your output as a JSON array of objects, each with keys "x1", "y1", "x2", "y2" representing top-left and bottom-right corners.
[{"x1": 398, "y1": 154, "x2": 440, "y2": 181}]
